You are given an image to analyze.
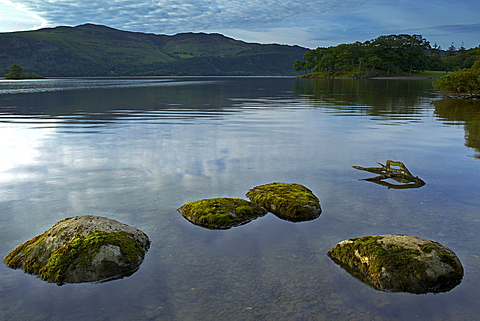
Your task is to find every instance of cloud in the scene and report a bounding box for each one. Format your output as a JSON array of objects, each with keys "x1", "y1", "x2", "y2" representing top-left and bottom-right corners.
[
  {"x1": 355, "y1": 0, "x2": 480, "y2": 48},
  {"x1": 9, "y1": 0, "x2": 373, "y2": 33},
  {"x1": 0, "y1": 1, "x2": 47, "y2": 31},
  {"x1": 2, "y1": 0, "x2": 479, "y2": 48},
  {"x1": 428, "y1": 23, "x2": 480, "y2": 35},
  {"x1": 216, "y1": 27, "x2": 316, "y2": 47}
]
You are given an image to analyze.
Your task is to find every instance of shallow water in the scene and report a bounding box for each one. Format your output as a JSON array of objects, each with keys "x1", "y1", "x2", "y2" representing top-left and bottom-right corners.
[{"x1": 1, "y1": 77, "x2": 479, "y2": 320}]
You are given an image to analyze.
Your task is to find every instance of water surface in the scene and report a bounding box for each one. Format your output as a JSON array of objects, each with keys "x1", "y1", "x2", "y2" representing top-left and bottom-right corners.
[{"x1": 1, "y1": 77, "x2": 479, "y2": 320}]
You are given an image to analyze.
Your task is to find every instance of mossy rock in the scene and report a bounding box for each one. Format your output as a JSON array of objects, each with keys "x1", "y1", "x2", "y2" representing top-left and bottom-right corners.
[
  {"x1": 327, "y1": 235, "x2": 463, "y2": 294},
  {"x1": 246, "y1": 182, "x2": 321, "y2": 222},
  {"x1": 177, "y1": 197, "x2": 267, "y2": 229},
  {"x1": 4, "y1": 215, "x2": 150, "y2": 285}
]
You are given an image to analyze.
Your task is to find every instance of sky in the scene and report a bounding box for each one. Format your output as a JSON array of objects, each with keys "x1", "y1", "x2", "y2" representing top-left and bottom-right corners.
[{"x1": 0, "y1": 0, "x2": 479, "y2": 49}]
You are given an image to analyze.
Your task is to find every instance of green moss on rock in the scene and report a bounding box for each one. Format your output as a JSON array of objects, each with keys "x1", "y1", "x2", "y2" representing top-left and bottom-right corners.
[
  {"x1": 4, "y1": 215, "x2": 150, "y2": 284},
  {"x1": 327, "y1": 235, "x2": 464, "y2": 294},
  {"x1": 4, "y1": 234, "x2": 48, "y2": 274},
  {"x1": 177, "y1": 197, "x2": 267, "y2": 229},
  {"x1": 38, "y1": 231, "x2": 145, "y2": 283},
  {"x1": 246, "y1": 182, "x2": 321, "y2": 222}
]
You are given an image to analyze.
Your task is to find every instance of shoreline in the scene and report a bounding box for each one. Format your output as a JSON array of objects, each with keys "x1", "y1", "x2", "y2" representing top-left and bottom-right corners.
[{"x1": 369, "y1": 76, "x2": 430, "y2": 80}]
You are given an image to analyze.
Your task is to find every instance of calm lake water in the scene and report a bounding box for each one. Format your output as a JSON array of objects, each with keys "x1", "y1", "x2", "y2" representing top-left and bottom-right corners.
[{"x1": 1, "y1": 77, "x2": 479, "y2": 320}]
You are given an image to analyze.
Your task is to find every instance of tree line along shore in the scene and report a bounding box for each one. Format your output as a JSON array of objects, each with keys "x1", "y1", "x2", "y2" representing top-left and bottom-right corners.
[
  {"x1": 3, "y1": 31, "x2": 479, "y2": 97},
  {"x1": 293, "y1": 34, "x2": 480, "y2": 97}
]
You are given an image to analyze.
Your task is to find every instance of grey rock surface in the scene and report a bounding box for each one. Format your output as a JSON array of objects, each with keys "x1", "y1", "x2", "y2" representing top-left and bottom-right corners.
[
  {"x1": 327, "y1": 234, "x2": 463, "y2": 293},
  {"x1": 4, "y1": 215, "x2": 150, "y2": 284}
]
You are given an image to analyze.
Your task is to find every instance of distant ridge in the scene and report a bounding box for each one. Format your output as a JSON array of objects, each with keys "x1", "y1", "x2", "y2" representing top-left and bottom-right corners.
[{"x1": 0, "y1": 24, "x2": 309, "y2": 76}]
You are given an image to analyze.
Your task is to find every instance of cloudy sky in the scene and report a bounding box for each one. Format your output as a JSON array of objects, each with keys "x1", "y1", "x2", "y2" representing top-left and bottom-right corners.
[{"x1": 0, "y1": 0, "x2": 479, "y2": 49}]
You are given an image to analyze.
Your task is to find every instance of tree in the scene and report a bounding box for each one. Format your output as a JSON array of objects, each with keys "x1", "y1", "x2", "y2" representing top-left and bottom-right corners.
[
  {"x1": 400, "y1": 34, "x2": 430, "y2": 73},
  {"x1": 367, "y1": 34, "x2": 430, "y2": 74},
  {"x1": 4, "y1": 64, "x2": 44, "y2": 79},
  {"x1": 303, "y1": 48, "x2": 328, "y2": 72},
  {"x1": 367, "y1": 56, "x2": 382, "y2": 71},
  {"x1": 433, "y1": 50, "x2": 480, "y2": 96},
  {"x1": 471, "y1": 47, "x2": 480, "y2": 69},
  {"x1": 313, "y1": 48, "x2": 336, "y2": 72},
  {"x1": 5, "y1": 64, "x2": 23, "y2": 79},
  {"x1": 443, "y1": 47, "x2": 478, "y2": 71},
  {"x1": 447, "y1": 43, "x2": 457, "y2": 56},
  {"x1": 367, "y1": 35, "x2": 402, "y2": 74},
  {"x1": 293, "y1": 59, "x2": 307, "y2": 73},
  {"x1": 295, "y1": 33, "x2": 461, "y2": 77},
  {"x1": 426, "y1": 53, "x2": 444, "y2": 71}
]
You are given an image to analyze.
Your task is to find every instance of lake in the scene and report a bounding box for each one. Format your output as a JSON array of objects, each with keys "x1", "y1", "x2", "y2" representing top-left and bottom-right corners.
[{"x1": 0, "y1": 76, "x2": 479, "y2": 320}]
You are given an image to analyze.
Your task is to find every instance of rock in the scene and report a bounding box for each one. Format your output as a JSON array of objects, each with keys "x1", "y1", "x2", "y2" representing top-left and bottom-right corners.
[
  {"x1": 327, "y1": 235, "x2": 463, "y2": 293},
  {"x1": 3, "y1": 215, "x2": 150, "y2": 284},
  {"x1": 177, "y1": 197, "x2": 267, "y2": 229},
  {"x1": 246, "y1": 182, "x2": 321, "y2": 222}
]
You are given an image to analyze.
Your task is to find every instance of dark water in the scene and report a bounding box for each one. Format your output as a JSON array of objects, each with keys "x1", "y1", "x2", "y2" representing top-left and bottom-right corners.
[{"x1": 0, "y1": 77, "x2": 479, "y2": 320}]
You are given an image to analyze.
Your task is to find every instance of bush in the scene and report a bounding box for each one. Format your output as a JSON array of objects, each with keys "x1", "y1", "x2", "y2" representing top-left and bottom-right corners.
[{"x1": 433, "y1": 68, "x2": 480, "y2": 95}]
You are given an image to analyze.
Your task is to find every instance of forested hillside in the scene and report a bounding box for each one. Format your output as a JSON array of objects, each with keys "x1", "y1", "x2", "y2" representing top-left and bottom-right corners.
[
  {"x1": 0, "y1": 24, "x2": 308, "y2": 76},
  {"x1": 294, "y1": 34, "x2": 479, "y2": 77}
]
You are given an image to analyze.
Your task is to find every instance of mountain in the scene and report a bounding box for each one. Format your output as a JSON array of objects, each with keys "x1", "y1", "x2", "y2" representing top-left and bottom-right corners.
[{"x1": 0, "y1": 24, "x2": 309, "y2": 76}]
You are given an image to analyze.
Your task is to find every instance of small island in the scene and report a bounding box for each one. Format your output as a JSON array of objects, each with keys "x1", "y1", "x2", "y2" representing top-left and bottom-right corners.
[{"x1": 4, "y1": 64, "x2": 45, "y2": 80}]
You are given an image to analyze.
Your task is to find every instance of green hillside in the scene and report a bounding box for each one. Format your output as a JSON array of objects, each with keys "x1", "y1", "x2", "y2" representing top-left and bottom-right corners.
[{"x1": 0, "y1": 24, "x2": 308, "y2": 76}]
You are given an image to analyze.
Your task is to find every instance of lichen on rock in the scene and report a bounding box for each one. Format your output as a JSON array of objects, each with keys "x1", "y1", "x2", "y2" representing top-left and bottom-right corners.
[
  {"x1": 4, "y1": 215, "x2": 150, "y2": 285},
  {"x1": 327, "y1": 235, "x2": 463, "y2": 294},
  {"x1": 177, "y1": 197, "x2": 267, "y2": 229},
  {"x1": 246, "y1": 182, "x2": 321, "y2": 222}
]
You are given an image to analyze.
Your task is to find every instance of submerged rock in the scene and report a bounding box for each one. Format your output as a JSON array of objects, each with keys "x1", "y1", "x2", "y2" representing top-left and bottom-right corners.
[
  {"x1": 246, "y1": 182, "x2": 321, "y2": 222},
  {"x1": 4, "y1": 215, "x2": 150, "y2": 284},
  {"x1": 178, "y1": 197, "x2": 267, "y2": 229},
  {"x1": 327, "y1": 235, "x2": 463, "y2": 294}
]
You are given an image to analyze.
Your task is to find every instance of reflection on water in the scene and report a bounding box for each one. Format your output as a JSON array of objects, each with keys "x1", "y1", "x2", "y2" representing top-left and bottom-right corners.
[
  {"x1": 433, "y1": 98, "x2": 480, "y2": 158},
  {"x1": 292, "y1": 78, "x2": 436, "y2": 120},
  {"x1": 1, "y1": 77, "x2": 480, "y2": 320},
  {"x1": 0, "y1": 77, "x2": 214, "y2": 95},
  {"x1": 353, "y1": 160, "x2": 426, "y2": 189}
]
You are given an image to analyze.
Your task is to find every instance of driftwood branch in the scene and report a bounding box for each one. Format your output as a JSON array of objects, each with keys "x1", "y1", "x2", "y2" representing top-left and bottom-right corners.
[{"x1": 353, "y1": 160, "x2": 425, "y2": 189}]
